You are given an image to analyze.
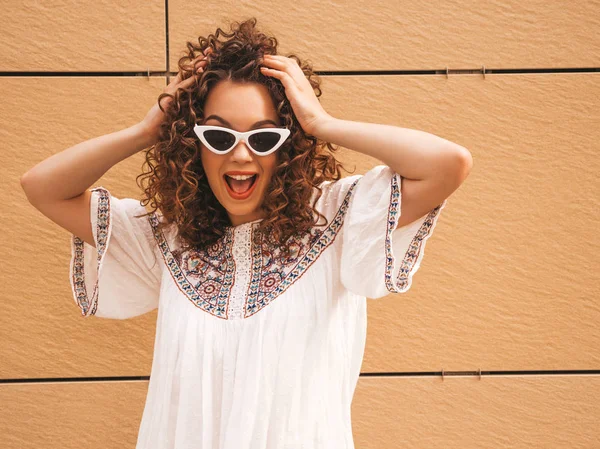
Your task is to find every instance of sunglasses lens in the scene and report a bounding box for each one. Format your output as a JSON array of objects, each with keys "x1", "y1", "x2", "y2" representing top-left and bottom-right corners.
[
  {"x1": 204, "y1": 129, "x2": 236, "y2": 152},
  {"x1": 202, "y1": 128, "x2": 284, "y2": 154},
  {"x1": 248, "y1": 131, "x2": 281, "y2": 153}
]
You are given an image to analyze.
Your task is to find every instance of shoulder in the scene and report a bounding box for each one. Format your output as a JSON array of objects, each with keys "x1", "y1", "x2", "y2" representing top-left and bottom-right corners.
[{"x1": 311, "y1": 176, "x2": 362, "y2": 214}]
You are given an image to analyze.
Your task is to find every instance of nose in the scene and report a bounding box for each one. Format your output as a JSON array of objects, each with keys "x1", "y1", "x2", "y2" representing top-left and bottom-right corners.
[{"x1": 230, "y1": 138, "x2": 254, "y2": 162}]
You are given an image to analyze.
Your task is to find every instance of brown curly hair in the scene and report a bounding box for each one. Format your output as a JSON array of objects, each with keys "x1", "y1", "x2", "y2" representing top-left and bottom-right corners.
[{"x1": 136, "y1": 17, "x2": 353, "y2": 259}]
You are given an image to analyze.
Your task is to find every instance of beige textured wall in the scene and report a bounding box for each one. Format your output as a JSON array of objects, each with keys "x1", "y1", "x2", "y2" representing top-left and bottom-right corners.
[{"x1": 2, "y1": 1, "x2": 599, "y2": 448}]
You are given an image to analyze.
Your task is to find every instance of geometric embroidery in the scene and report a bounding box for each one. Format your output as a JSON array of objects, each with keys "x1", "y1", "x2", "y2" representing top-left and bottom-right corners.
[
  {"x1": 245, "y1": 194, "x2": 352, "y2": 317},
  {"x1": 168, "y1": 231, "x2": 236, "y2": 319},
  {"x1": 72, "y1": 178, "x2": 373, "y2": 320},
  {"x1": 384, "y1": 173, "x2": 445, "y2": 293},
  {"x1": 246, "y1": 226, "x2": 326, "y2": 317},
  {"x1": 148, "y1": 179, "x2": 359, "y2": 320},
  {"x1": 71, "y1": 186, "x2": 112, "y2": 317},
  {"x1": 71, "y1": 172, "x2": 447, "y2": 318},
  {"x1": 147, "y1": 215, "x2": 234, "y2": 319}
]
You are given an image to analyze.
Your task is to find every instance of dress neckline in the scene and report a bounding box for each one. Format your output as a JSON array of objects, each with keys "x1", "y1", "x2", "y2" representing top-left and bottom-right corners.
[{"x1": 225, "y1": 218, "x2": 264, "y2": 230}]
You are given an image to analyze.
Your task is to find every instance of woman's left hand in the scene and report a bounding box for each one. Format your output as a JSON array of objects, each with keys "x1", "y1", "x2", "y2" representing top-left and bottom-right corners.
[{"x1": 260, "y1": 54, "x2": 333, "y2": 136}]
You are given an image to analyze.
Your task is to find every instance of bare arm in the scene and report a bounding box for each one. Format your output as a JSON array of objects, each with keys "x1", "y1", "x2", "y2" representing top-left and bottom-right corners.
[
  {"x1": 20, "y1": 123, "x2": 152, "y2": 202},
  {"x1": 20, "y1": 123, "x2": 153, "y2": 247},
  {"x1": 20, "y1": 49, "x2": 212, "y2": 247}
]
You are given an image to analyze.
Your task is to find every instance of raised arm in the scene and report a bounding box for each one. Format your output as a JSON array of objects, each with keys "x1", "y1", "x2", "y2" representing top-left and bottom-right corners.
[{"x1": 20, "y1": 123, "x2": 154, "y2": 247}]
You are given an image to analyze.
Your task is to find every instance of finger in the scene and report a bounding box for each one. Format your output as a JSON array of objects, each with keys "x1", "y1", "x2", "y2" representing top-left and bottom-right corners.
[
  {"x1": 165, "y1": 72, "x2": 193, "y2": 95},
  {"x1": 261, "y1": 67, "x2": 288, "y2": 84},
  {"x1": 192, "y1": 55, "x2": 211, "y2": 73},
  {"x1": 262, "y1": 56, "x2": 298, "y2": 74},
  {"x1": 168, "y1": 48, "x2": 212, "y2": 89},
  {"x1": 263, "y1": 54, "x2": 294, "y2": 66},
  {"x1": 178, "y1": 73, "x2": 199, "y2": 89},
  {"x1": 192, "y1": 48, "x2": 211, "y2": 65},
  {"x1": 261, "y1": 63, "x2": 299, "y2": 85},
  {"x1": 194, "y1": 58, "x2": 208, "y2": 73},
  {"x1": 199, "y1": 47, "x2": 213, "y2": 64},
  {"x1": 167, "y1": 72, "x2": 182, "y2": 87}
]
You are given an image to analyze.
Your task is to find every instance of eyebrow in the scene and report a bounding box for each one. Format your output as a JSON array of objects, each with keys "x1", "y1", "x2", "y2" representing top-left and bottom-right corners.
[{"x1": 203, "y1": 114, "x2": 279, "y2": 129}]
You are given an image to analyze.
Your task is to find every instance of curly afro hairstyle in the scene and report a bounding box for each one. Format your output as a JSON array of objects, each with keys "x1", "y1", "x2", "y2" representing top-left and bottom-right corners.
[{"x1": 136, "y1": 17, "x2": 353, "y2": 259}]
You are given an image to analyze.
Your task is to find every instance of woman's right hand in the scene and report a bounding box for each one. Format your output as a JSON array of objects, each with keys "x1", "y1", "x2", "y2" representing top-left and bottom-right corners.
[{"x1": 139, "y1": 47, "x2": 213, "y2": 147}]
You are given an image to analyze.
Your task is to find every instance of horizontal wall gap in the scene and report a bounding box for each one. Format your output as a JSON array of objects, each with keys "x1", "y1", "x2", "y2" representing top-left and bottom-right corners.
[
  {"x1": 2, "y1": 370, "x2": 600, "y2": 385},
  {"x1": 363, "y1": 369, "x2": 600, "y2": 377},
  {"x1": 0, "y1": 67, "x2": 598, "y2": 78},
  {"x1": 0, "y1": 376, "x2": 150, "y2": 384}
]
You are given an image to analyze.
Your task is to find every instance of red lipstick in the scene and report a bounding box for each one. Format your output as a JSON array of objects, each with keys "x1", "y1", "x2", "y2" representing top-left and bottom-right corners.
[{"x1": 223, "y1": 173, "x2": 259, "y2": 200}]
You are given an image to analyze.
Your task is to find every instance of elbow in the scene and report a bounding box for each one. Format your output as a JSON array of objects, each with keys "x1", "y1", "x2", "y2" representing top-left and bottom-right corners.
[
  {"x1": 20, "y1": 171, "x2": 40, "y2": 204},
  {"x1": 450, "y1": 146, "x2": 473, "y2": 181},
  {"x1": 20, "y1": 169, "x2": 38, "y2": 188},
  {"x1": 20, "y1": 171, "x2": 29, "y2": 187},
  {"x1": 20, "y1": 171, "x2": 32, "y2": 194}
]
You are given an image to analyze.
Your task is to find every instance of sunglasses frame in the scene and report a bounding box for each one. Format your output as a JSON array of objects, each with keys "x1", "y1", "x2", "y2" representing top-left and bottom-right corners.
[{"x1": 193, "y1": 125, "x2": 291, "y2": 156}]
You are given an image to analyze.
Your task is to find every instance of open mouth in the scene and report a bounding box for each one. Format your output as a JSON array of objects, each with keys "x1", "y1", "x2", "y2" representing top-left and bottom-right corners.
[{"x1": 223, "y1": 174, "x2": 259, "y2": 199}]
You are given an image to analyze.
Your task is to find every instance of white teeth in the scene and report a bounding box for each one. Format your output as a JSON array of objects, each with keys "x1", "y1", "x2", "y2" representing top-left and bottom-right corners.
[{"x1": 226, "y1": 174, "x2": 256, "y2": 180}]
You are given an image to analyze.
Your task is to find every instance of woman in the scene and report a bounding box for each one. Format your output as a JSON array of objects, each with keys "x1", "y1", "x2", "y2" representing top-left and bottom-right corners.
[{"x1": 21, "y1": 17, "x2": 471, "y2": 449}]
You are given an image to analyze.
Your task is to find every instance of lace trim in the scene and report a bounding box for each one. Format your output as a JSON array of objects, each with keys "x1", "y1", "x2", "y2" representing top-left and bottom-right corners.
[
  {"x1": 228, "y1": 225, "x2": 253, "y2": 320},
  {"x1": 149, "y1": 180, "x2": 359, "y2": 320},
  {"x1": 385, "y1": 174, "x2": 447, "y2": 293}
]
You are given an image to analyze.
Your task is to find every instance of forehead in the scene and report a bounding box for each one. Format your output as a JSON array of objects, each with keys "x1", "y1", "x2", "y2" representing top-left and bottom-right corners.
[{"x1": 203, "y1": 80, "x2": 279, "y2": 125}]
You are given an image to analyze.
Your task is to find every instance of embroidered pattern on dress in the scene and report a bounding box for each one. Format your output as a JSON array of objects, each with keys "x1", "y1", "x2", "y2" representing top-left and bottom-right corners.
[
  {"x1": 150, "y1": 220, "x2": 236, "y2": 319},
  {"x1": 385, "y1": 173, "x2": 445, "y2": 293},
  {"x1": 245, "y1": 186, "x2": 354, "y2": 317},
  {"x1": 71, "y1": 186, "x2": 111, "y2": 317},
  {"x1": 148, "y1": 179, "x2": 359, "y2": 320}
]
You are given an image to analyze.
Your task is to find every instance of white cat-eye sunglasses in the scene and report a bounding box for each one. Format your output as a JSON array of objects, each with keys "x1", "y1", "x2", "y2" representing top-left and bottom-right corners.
[{"x1": 193, "y1": 125, "x2": 291, "y2": 156}]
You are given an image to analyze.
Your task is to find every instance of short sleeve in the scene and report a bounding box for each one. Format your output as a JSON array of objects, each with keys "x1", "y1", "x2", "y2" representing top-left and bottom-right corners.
[
  {"x1": 338, "y1": 165, "x2": 447, "y2": 299},
  {"x1": 69, "y1": 186, "x2": 162, "y2": 319}
]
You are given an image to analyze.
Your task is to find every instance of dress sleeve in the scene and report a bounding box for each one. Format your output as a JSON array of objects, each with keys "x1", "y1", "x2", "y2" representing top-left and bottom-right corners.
[
  {"x1": 338, "y1": 165, "x2": 447, "y2": 299},
  {"x1": 69, "y1": 186, "x2": 162, "y2": 319}
]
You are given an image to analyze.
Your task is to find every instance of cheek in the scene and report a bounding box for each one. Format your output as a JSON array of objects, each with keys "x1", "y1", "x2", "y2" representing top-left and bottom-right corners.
[
  {"x1": 258, "y1": 159, "x2": 277, "y2": 190},
  {"x1": 200, "y1": 150, "x2": 221, "y2": 189},
  {"x1": 264, "y1": 154, "x2": 279, "y2": 176}
]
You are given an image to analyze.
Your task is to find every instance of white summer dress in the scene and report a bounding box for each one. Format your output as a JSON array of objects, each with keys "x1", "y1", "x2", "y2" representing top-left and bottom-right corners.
[{"x1": 69, "y1": 164, "x2": 447, "y2": 449}]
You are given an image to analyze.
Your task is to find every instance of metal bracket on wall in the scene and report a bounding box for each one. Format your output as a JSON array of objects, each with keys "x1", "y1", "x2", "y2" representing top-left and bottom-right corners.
[
  {"x1": 444, "y1": 66, "x2": 487, "y2": 79},
  {"x1": 441, "y1": 368, "x2": 483, "y2": 381}
]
